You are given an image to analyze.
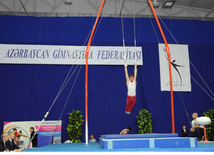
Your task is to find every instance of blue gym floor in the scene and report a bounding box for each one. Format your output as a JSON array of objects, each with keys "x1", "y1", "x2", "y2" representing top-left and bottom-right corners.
[{"x1": 24, "y1": 142, "x2": 214, "y2": 152}]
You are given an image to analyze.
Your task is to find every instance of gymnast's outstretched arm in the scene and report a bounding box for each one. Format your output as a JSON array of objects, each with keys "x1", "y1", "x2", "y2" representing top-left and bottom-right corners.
[
  {"x1": 124, "y1": 64, "x2": 129, "y2": 85},
  {"x1": 134, "y1": 64, "x2": 137, "y2": 83},
  {"x1": 18, "y1": 132, "x2": 29, "y2": 138}
]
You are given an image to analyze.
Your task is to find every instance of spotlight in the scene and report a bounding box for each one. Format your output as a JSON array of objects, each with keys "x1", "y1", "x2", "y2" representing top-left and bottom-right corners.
[
  {"x1": 151, "y1": 0, "x2": 160, "y2": 9},
  {"x1": 64, "y1": 0, "x2": 72, "y2": 5},
  {"x1": 162, "y1": 0, "x2": 176, "y2": 9}
]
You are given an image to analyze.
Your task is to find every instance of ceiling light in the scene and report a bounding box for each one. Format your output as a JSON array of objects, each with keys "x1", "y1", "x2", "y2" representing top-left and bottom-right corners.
[
  {"x1": 163, "y1": 0, "x2": 176, "y2": 9},
  {"x1": 151, "y1": 0, "x2": 160, "y2": 9},
  {"x1": 64, "y1": 0, "x2": 72, "y2": 5}
]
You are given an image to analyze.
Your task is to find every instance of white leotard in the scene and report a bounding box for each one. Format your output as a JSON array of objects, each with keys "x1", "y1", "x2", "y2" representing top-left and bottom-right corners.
[
  {"x1": 89, "y1": 139, "x2": 96, "y2": 142},
  {"x1": 127, "y1": 80, "x2": 136, "y2": 96}
]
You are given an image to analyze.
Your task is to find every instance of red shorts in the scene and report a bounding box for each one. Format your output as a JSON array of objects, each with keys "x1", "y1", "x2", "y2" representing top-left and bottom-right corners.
[{"x1": 126, "y1": 95, "x2": 136, "y2": 112}]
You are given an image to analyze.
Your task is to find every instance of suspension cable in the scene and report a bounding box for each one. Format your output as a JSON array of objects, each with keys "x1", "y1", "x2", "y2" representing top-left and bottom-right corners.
[
  {"x1": 144, "y1": 0, "x2": 189, "y2": 128},
  {"x1": 190, "y1": 61, "x2": 214, "y2": 97},
  {"x1": 132, "y1": 0, "x2": 137, "y2": 62},
  {"x1": 141, "y1": 1, "x2": 160, "y2": 42},
  {"x1": 120, "y1": 0, "x2": 126, "y2": 61},
  {"x1": 158, "y1": 15, "x2": 214, "y2": 100},
  {"x1": 51, "y1": 65, "x2": 83, "y2": 142},
  {"x1": 29, "y1": 5, "x2": 107, "y2": 146},
  {"x1": 191, "y1": 76, "x2": 214, "y2": 102},
  {"x1": 178, "y1": 92, "x2": 191, "y2": 126}
]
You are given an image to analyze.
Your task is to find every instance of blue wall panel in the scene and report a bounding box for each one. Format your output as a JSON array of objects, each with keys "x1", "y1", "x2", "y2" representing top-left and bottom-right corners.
[{"x1": 0, "y1": 16, "x2": 213, "y2": 142}]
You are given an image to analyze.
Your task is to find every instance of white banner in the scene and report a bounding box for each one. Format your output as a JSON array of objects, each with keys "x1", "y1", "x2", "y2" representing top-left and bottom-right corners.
[
  {"x1": 0, "y1": 44, "x2": 143, "y2": 65},
  {"x1": 3, "y1": 120, "x2": 62, "y2": 148},
  {"x1": 159, "y1": 44, "x2": 191, "y2": 92}
]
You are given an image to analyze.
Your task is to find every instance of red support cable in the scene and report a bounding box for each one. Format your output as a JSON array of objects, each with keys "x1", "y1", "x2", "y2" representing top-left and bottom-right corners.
[
  {"x1": 85, "y1": 0, "x2": 106, "y2": 145},
  {"x1": 148, "y1": 0, "x2": 175, "y2": 133}
]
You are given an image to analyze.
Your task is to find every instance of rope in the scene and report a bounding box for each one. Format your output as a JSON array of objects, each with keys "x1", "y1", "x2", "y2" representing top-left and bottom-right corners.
[
  {"x1": 29, "y1": 1, "x2": 109, "y2": 147},
  {"x1": 178, "y1": 92, "x2": 191, "y2": 126},
  {"x1": 29, "y1": 65, "x2": 80, "y2": 146},
  {"x1": 158, "y1": 15, "x2": 214, "y2": 101},
  {"x1": 29, "y1": 3, "x2": 107, "y2": 145},
  {"x1": 30, "y1": 65, "x2": 83, "y2": 146},
  {"x1": 190, "y1": 61, "x2": 214, "y2": 97},
  {"x1": 155, "y1": 12, "x2": 214, "y2": 128},
  {"x1": 121, "y1": 0, "x2": 138, "y2": 63},
  {"x1": 120, "y1": 0, "x2": 126, "y2": 62},
  {"x1": 51, "y1": 65, "x2": 83, "y2": 143},
  {"x1": 191, "y1": 76, "x2": 214, "y2": 102},
  {"x1": 40, "y1": 13, "x2": 97, "y2": 122},
  {"x1": 46, "y1": 65, "x2": 78, "y2": 116},
  {"x1": 90, "y1": 0, "x2": 108, "y2": 46},
  {"x1": 159, "y1": 17, "x2": 178, "y2": 44},
  {"x1": 132, "y1": 0, "x2": 137, "y2": 62},
  {"x1": 142, "y1": 1, "x2": 189, "y2": 126},
  {"x1": 141, "y1": 0, "x2": 160, "y2": 42}
]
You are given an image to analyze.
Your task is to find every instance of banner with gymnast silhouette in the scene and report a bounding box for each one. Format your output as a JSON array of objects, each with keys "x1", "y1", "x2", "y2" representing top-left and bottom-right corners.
[
  {"x1": 159, "y1": 43, "x2": 191, "y2": 92},
  {"x1": 0, "y1": 44, "x2": 143, "y2": 65}
]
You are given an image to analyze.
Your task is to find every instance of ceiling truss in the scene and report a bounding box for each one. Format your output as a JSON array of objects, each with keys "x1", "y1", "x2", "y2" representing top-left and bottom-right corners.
[{"x1": 0, "y1": 0, "x2": 213, "y2": 21}]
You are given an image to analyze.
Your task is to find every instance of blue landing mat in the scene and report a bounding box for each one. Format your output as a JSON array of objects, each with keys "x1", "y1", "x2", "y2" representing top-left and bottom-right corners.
[
  {"x1": 100, "y1": 133, "x2": 178, "y2": 139},
  {"x1": 24, "y1": 142, "x2": 214, "y2": 152},
  {"x1": 100, "y1": 137, "x2": 197, "y2": 149}
]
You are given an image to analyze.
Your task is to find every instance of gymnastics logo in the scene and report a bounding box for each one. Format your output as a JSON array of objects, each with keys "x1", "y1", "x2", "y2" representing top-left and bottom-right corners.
[
  {"x1": 163, "y1": 50, "x2": 185, "y2": 85},
  {"x1": 158, "y1": 43, "x2": 191, "y2": 92}
]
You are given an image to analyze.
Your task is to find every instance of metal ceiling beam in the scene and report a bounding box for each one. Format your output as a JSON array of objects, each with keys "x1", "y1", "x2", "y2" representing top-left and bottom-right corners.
[
  {"x1": 44, "y1": 0, "x2": 55, "y2": 8},
  {"x1": 123, "y1": 1, "x2": 131, "y2": 15},
  {"x1": 0, "y1": 2, "x2": 12, "y2": 11},
  {"x1": 119, "y1": 0, "x2": 125, "y2": 17},
  {"x1": 174, "y1": 4, "x2": 211, "y2": 12},
  {"x1": 171, "y1": 8, "x2": 187, "y2": 16},
  {"x1": 159, "y1": 8, "x2": 171, "y2": 17},
  {"x1": 13, "y1": 0, "x2": 15, "y2": 11},
  {"x1": 114, "y1": 0, "x2": 118, "y2": 15},
  {"x1": 86, "y1": 0, "x2": 99, "y2": 12},
  {"x1": 191, "y1": 9, "x2": 201, "y2": 18},
  {"x1": 136, "y1": 4, "x2": 149, "y2": 15},
  {"x1": 33, "y1": 0, "x2": 36, "y2": 12},
  {"x1": 17, "y1": 0, "x2": 29, "y2": 12},
  {"x1": 205, "y1": 7, "x2": 214, "y2": 18},
  {"x1": 50, "y1": 0, "x2": 64, "y2": 13},
  {"x1": 0, "y1": 10, "x2": 213, "y2": 21},
  {"x1": 19, "y1": 0, "x2": 28, "y2": 16},
  {"x1": 0, "y1": 0, "x2": 213, "y2": 20}
]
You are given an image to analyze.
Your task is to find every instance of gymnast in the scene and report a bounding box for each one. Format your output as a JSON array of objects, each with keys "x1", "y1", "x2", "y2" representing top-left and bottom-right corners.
[
  {"x1": 89, "y1": 134, "x2": 96, "y2": 142},
  {"x1": 120, "y1": 127, "x2": 132, "y2": 135},
  {"x1": 124, "y1": 63, "x2": 137, "y2": 114}
]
